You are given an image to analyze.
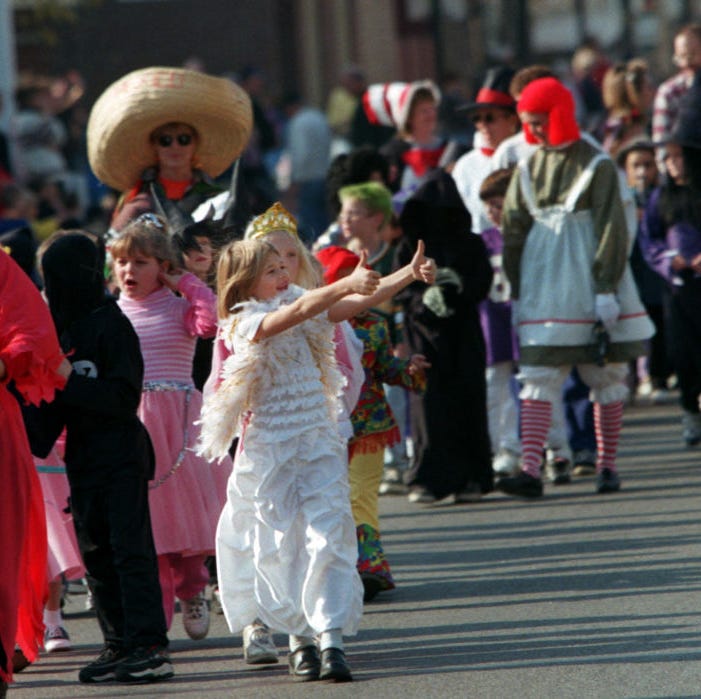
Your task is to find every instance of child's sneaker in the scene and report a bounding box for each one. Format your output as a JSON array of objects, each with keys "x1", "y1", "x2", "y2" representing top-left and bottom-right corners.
[
  {"x1": 378, "y1": 466, "x2": 408, "y2": 495},
  {"x1": 492, "y1": 448, "x2": 520, "y2": 476},
  {"x1": 114, "y1": 645, "x2": 173, "y2": 683},
  {"x1": 243, "y1": 619, "x2": 278, "y2": 664},
  {"x1": 44, "y1": 624, "x2": 72, "y2": 652},
  {"x1": 181, "y1": 591, "x2": 210, "y2": 640},
  {"x1": 78, "y1": 645, "x2": 128, "y2": 683}
]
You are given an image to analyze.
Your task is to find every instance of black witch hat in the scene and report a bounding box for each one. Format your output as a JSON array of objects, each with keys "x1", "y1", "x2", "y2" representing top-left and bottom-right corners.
[{"x1": 458, "y1": 66, "x2": 516, "y2": 114}]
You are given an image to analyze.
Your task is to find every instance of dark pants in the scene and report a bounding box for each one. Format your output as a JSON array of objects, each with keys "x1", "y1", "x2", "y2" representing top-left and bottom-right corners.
[
  {"x1": 70, "y1": 470, "x2": 167, "y2": 651},
  {"x1": 666, "y1": 277, "x2": 701, "y2": 413},
  {"x1": 563, "y1": 368, "x2": 596, "y2": 452}
]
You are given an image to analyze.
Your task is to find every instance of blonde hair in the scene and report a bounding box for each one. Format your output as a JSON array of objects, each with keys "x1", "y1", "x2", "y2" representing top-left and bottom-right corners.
[
  {"x1": 109, "y1": 214, "x2": 178, "y2": 270},
  {"x1": 216, "y1": 238, "x2": 280, "y2": 318},
  {"x1": 246, "y1": 228, "x2": 321, "y2": 290},
  {"x1": 602, "y1": 60, "x2": 650, "y2": 115}
]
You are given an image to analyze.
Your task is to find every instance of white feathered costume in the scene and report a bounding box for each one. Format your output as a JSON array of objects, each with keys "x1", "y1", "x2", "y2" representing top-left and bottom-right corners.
[{"x1": 198, "y1": 285, "x2": 364, "y2": 636}]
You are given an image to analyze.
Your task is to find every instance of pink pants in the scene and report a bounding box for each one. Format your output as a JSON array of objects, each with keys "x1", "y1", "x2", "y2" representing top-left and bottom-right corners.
[{"x1": 157, "y1": 553, "x2": 209, "y2": 629}]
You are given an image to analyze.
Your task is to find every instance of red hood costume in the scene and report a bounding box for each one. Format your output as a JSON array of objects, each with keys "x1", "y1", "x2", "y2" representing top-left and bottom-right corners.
[
  {"x1": 0, "y1": 250, "x2": 65, "y2": 683},
  {"x1": 517, "y1": 77, "x2": 581, "y2": 146}
]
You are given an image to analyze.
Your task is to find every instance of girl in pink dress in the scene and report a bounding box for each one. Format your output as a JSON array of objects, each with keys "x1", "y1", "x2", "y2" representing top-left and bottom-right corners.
[
  {"x1": 111, "y1": 214, "x2": 232, "y2": 639},
  {"x1": 36, "y1": 433, "x2": 85, "y2": 653}
]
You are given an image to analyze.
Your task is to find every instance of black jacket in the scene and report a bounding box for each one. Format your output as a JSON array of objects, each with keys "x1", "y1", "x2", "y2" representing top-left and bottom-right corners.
[{"x1": 24, "y1": 300, "x2": 154, "y2": 486}]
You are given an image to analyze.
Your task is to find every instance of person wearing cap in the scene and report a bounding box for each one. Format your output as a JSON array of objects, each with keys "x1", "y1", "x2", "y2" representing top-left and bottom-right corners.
[
  {"x1": 639, "y1": 77, "x2": 701, "y2": 445},
  {"x1": 498, "y1": 77, "x2": 654, "y2": 499},
  {"x1": 362, "y1": 80, "x2": 461, "y2": 195},
  {"x1": 451, "y1": 67, "x2": 520, "y2": 234},
  {"x1": 86, "y1": 67, "x2": 253, "y2": 235}
]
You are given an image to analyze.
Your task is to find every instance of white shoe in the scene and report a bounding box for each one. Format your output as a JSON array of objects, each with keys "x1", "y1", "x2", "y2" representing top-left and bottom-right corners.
[
  {"x1": 492, "y1": 448, "x2": 520, "y2": 476},
  {"x1": 181, "y1": 591, "x2": 210, "y2": 640},
  {"x1": 44, "y1": 625, "x2": 72, "y2": 652},
  {"x1": 243, "y1": 619, "x2": 278, "y2": 664},
  {"x1": 544, "y1": 455, "x2": 572, "y2": 485}
]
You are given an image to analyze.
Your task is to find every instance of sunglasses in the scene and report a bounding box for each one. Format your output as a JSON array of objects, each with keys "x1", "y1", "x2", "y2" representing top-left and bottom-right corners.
[
  {"x1": 156, "y1": 133, "x2": 193, "y2": 148},
  {"x1": 471, "y1": 112, "x2": 500, "y2": 125}
]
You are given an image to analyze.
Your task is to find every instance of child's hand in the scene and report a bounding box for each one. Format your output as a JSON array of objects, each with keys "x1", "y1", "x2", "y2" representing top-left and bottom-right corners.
[
  {"x1": 408, "y1": 353, "x2": 431, "y2": 375},
  {"x1": 57, "y1": 357, "x2": 73, "y2": 379},
  {"x1": 347, "y1": 250, "x2": 381, "y2": 295},
  {"x1": 159, "y1": 268, "x2": 186, "y2": 291},
  {"x1": 411, "y1": 240, "x2": 437, "y2": 284}
]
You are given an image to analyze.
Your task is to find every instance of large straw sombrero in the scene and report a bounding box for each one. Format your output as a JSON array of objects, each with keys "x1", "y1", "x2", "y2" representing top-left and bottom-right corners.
[{"x1": 87, "y1": 66, "x2": 253, "y2": 192}]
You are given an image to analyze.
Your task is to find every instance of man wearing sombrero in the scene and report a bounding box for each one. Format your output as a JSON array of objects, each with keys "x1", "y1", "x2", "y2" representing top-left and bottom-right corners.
[{"x1": 87, "y1": 66, "x2": 253, "y2": 234}]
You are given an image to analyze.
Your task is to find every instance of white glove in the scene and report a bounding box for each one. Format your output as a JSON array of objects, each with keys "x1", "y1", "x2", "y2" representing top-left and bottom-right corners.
[{"x1": 595, "y1": 293, "x2": 620, "y2": 331}]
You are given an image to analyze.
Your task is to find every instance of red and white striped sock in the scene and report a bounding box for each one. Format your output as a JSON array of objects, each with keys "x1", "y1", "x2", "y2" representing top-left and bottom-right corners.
[
  {"x1": 520, "y1": 399, "x2": 552, "y2": 478},
  {"x1": 594, "y1": 400, "x2": 624, "y2": 473}
]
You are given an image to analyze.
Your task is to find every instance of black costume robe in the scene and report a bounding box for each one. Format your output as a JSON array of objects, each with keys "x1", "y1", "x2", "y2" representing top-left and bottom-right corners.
[{"x1": 395, "y1": 170, "x2": 494, "y2": 498}]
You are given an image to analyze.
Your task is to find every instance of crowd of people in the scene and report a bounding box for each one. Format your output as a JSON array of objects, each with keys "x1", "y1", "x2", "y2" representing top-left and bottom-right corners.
[{"x1": 2, "y1": 24, "x2": 701, "y2": 694}]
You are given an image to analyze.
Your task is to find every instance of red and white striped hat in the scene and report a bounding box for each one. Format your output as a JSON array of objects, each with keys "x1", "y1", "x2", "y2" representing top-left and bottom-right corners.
[{"x1": 362, "y1": 80, "x2": 440, "y2": 133}]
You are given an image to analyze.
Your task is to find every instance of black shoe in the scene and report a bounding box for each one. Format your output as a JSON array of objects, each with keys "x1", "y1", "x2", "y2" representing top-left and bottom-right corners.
[
  {"x1": 288, "y1": 645, "x2": 320, "y2": 682},
  {"x1": 11, "y1": 647, "x2": 31, "y2": 673},
  {"x1": 596, "y1": 468, "x2": 621, "y2": 494},
  {"x1": 78, "y1": 645, "x2": 128, "y2": 683},
  {"x1": 114, "y1": 645, "x2": 173, "y2": 683},
  {"x1": 361, "y1": 573, "x2": 384, "y2": 602},
  {"x1": 319, "y1": 647, "x2": 352, "y2": 682},
  {"x1": 496, "y1": 471, "x2": 544, "y2": 498}
]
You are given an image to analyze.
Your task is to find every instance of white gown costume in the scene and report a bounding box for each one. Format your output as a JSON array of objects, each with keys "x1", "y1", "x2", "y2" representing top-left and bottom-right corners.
[{"x1": 198, "y1": 284, "x2": 363, "y2": 636}]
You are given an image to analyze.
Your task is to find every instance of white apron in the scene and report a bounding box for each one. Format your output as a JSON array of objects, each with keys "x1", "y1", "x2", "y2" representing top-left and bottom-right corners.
[{"x1": 517, "y1": 152, "x2": 654, "y2": 348}]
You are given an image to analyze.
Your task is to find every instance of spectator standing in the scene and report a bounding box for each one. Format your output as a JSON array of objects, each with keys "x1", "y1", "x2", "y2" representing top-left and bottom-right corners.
[
  {"x1": 281, "y1": 92, "x2": 332, "y2": 242},
  {"x1": 652, "y1": 24, "x2": 701, "y2": 168},
  {"x1": 640, "y1": 80, "x2": 701, "y2": 445}
]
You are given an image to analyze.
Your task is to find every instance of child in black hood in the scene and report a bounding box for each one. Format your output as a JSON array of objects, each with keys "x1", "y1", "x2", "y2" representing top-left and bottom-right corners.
[{"x1": 24, "y1": 232, "x2": 173, "y2": 685}]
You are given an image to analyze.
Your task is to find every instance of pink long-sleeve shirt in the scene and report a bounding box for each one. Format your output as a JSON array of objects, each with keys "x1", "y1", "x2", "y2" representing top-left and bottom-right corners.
[{"x1": 118, "y1": 273, "x2": 217, "y2": 384}]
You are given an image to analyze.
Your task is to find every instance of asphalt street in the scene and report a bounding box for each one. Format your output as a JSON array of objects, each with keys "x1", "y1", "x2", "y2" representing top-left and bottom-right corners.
[{"x1": 9, "y1": 400, "x2": 701, "y2": 699}]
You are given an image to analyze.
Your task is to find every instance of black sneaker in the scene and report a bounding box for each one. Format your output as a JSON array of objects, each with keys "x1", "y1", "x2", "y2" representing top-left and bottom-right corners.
[
  {"x1": 114, "y1": 645, "x2": 173, "y2": 683},
  {"x1": 596, "y1": 468, "x2": 621, "y2": 494},
  {"x1": 78, "y1": 645, "x2": 128, "y2": 683},
  {"x1": 496, "y1": 471, "x2": 544, "y2": 498}
]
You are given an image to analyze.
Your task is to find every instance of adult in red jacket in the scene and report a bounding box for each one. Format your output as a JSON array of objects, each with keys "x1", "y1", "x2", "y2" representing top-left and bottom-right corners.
[{"x1": 0, "y1": 250, "x2": 67, "y2": 691}]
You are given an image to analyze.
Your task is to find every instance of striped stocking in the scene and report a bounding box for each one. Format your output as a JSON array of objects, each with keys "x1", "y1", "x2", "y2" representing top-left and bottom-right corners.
[
  {"x1": 594, "y1": 400, "x2": 624, "y2": 472},
  {"x1": 520, "y1": 399, "x2": 552, "y2": 478}
]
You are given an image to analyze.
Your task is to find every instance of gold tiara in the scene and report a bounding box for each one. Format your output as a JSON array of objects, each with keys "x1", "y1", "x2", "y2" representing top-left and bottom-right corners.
[{"x1": 246, "y1": 202, "x2": 298, "y2": 240}]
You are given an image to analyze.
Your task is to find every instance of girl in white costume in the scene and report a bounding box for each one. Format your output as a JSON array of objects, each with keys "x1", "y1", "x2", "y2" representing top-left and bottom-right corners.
[{"x1": 199, "y1": 235, "x2": 434, "y2": 682}]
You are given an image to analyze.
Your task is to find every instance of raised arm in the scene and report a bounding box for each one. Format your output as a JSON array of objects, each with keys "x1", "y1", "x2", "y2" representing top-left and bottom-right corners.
[
  {"x1": 255, "y1": 251, "x2": 380, "y2": 340},
  {"x1": 328, "y1": 240, "x2": 436, "y2": 322}
]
